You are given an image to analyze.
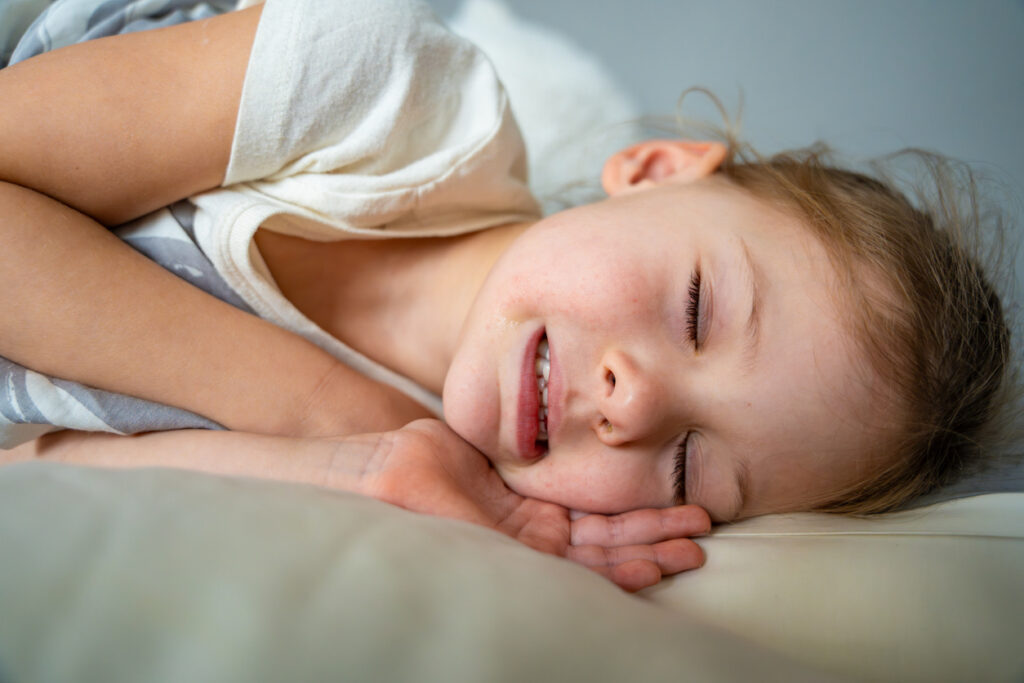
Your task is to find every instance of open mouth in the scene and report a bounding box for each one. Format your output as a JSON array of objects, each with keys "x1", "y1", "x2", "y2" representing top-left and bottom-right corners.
[
  {"x1": 517, "y1": 328, "x2": 551, "y2": 461},
  {"x1": 535, "y1": 334, "x2": 550, "y2": 449}
]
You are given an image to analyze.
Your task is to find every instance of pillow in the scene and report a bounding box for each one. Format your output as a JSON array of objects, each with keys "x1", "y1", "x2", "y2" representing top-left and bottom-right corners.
[
  {"x1": 651, "y1": 493, "x2": 1024, "y2": 681},
  {"x1": 0, "y1": 462, "x2": 834, "y2": 682},
  {"x1": 1, "y1": 462, "x2": 1022, "y2": 682}
]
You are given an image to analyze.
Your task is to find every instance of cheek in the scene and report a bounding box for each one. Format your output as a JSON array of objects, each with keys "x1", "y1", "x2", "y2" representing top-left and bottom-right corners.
[
  {"x1": 510, "y1": 229, "x2": 659, "y2": 318},
  {"x1": 498, "y1": 456, "x2": 667, "y2": 514},
  {"x1": 442, "y1": 345, "x2": 500, "y2": 456}
]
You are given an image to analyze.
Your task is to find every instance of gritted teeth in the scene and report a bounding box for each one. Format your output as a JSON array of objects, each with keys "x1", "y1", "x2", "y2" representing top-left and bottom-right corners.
[{"x1": 536, "y1": 337, "x2": 550, "y2": 441}]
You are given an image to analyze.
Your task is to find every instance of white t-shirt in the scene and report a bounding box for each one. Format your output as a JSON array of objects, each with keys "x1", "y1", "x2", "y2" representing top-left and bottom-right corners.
[{"x1": 191, "y1": 0, "x2": 541, "y2": 412}]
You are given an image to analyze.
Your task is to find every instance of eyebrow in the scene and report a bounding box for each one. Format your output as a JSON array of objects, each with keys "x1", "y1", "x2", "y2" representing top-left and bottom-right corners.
[{"x1": 738, "y1": 237, "x2": 762, "y2": 369}]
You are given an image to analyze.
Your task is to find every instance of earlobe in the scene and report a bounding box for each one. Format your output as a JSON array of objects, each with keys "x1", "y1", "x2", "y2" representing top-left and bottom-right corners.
[{"x1": 601, "y1": 140, "x2": 728, "y2": 196}]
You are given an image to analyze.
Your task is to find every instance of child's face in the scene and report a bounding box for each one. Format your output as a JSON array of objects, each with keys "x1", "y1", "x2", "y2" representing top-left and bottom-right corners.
[{"x1": 443, "y1": 178, "x2": 893, "y2": 522}]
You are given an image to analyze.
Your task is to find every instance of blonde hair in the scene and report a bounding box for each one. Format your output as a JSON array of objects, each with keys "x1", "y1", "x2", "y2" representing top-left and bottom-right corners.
[{"x1": 671, "y1": 90, "x2": 1018, "y2": 514}]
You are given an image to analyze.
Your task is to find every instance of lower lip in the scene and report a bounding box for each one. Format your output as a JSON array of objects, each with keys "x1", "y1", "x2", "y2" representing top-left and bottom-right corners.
[{"x1": 515, "y1": 327, "x2": 546, "y2": 461}]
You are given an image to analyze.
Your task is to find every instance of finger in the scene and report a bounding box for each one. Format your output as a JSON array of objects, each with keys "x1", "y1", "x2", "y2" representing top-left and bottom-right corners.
[
  {"x1": 570, "y1": 505, "x2": 711, "y2": 547},
  {"x1": 567, "y1": 538, "x2": 705, "y2": 576},
  {"x1": 585, "y1": 560, "x2": 662, "y2": 593},
  {"x1": 612, "y1": 559, "x2": 663, "y2": 592}
]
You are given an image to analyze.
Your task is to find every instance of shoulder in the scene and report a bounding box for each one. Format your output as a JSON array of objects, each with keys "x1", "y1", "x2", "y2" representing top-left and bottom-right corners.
[
  {"x1": 254, "y1": 0, "x2": 468, "y2": 59},
  {"x1": 228, "y1": 0, "x2": 509, "y2": 184}
]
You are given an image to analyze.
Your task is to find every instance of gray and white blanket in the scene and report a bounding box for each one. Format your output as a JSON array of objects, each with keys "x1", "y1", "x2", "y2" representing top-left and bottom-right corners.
[
  {"x1": 1, "y1": 0, "x2": 239, "y2": 447},
  {"x1": 1, "y1": 0, "x2": 234, "y2": 67}
]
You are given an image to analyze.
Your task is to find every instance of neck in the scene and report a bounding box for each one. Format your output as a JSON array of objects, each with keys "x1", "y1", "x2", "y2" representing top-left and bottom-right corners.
[{"x1": 255, "y1": 222, "x2": 530, "y2": 394}]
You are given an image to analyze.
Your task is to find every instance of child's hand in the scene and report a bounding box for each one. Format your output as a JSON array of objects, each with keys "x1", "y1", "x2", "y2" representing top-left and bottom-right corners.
[{"x1": 353, "y1": 419, "x2": 711, "y2": 592}]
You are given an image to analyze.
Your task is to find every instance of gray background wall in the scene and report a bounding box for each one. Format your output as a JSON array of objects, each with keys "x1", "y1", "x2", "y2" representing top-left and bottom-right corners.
[{"x1": 431, "y1": 0, "x2": 1024, "y2": 288}]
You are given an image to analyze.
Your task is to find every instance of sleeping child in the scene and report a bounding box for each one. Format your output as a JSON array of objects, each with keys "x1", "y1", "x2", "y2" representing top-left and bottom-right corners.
[{"x1": 0, "y1": 0, "x2": 1013, "y2": 591}]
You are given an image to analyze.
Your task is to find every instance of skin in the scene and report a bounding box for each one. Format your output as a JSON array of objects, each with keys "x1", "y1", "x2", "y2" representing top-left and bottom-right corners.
[
  {"x1": 4, "y1": 423, "x2": 711, "y2": 592},
  {"x1": 260, "y1": 140, "x2": 897, "y2": 524},
  {"x1": 0, "y1": 10, "x2": 712, "y2": 589},
  {"x1": 262, "y1": 140, "x2": 897, "y2": 523},
  {"x1": 444, "y1": 171, "x2": 893, "y2": 522},
  {"x1": 0, "y1": 11, "x2": 715, "y2": 590}
]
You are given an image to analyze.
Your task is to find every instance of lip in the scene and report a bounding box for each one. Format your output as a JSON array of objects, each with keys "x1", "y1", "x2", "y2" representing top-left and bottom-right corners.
[{"x1": 515, "y1": 326, "x2": 547, "y2": 461}]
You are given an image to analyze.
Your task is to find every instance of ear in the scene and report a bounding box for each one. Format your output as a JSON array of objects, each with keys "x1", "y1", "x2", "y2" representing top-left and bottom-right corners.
[{"x1": 601, "y1": 140, "x2": 727, "y2": 196}]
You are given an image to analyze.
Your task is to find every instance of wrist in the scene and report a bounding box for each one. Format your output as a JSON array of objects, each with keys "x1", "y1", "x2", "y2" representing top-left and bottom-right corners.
[
  {"x1": 318, "y1": 431, "x2": 392, "y2": 498},
  {"x1": 287, "y1": 362, "x2": 432, "y2": 438}
]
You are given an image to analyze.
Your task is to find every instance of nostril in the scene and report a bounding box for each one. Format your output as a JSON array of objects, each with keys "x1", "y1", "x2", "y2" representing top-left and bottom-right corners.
[{"x1": 605, "y1": 369, "x2": 616, "y2": 389}]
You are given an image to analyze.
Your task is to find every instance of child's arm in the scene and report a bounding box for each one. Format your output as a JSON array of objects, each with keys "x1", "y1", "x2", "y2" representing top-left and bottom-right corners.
[
  {"x1": 0, "y1": 7, "x2": 255, "y2": 225},
  {"x1": 3, "y1": 422, "x2": 711, "y2": 592},
  {"x1": 0, "y1": 8, "x2": 430, "y2": 436}
]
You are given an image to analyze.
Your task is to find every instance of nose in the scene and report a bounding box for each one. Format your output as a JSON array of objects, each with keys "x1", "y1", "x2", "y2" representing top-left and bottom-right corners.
[{"x1": 594, "y1": 348, "x2": 669, "y2": 446}]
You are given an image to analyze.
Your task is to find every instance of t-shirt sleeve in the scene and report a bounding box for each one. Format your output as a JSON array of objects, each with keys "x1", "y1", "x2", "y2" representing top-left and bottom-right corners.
[{"x1": 222, "y1": 0, "x2": 539, "y2": 232}]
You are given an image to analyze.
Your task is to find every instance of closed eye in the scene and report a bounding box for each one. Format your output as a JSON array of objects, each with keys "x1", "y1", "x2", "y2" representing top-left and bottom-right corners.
[
  {"x1": 673, "y1": 433, "x2": 690, "y2": 503},
  {"x1": 685, "y1": 269, "x2": 701, "y2": 347}
]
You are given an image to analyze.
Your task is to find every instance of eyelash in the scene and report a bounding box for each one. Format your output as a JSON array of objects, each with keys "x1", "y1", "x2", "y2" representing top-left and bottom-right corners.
[
  {"x1": 685, "y1": 269, "x2": 701, "y2": 347},
  {"x1": 673, "y1": 434, "x2": 690, "y2": 503},
  {"x1": 676, "y1": 267, "x2": 701, "y2": 502}
]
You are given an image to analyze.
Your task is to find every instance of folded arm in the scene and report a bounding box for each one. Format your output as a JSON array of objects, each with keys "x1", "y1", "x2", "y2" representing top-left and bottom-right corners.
[
  {"x1": 0, "y1": 7, "x2": 256, "y2": 225},
  {"x1": 5, "y1": 422, "x2": 710, "y2": 592},
  {"x1": 0, "y1": 8, "x2": 429, "y2": 437}
]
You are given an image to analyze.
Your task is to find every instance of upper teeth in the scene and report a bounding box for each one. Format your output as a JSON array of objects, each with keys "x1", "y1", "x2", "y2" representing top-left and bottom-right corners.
[{"x1": 536, "y1": 338, "x2": 550, "y2": 439}]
